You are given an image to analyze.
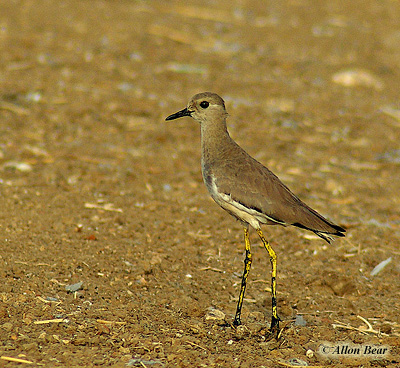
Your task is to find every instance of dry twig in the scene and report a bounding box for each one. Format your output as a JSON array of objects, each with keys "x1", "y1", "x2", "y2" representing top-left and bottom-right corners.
[
  {"x1": 0, "y1": 101, "x2": 29, "y2": 116},
  {"x1": 332, "y1": 315, "x2": 390, "y2": 336},
  {"x1": 34, "y1": 318, "x2": 68, "y2": 325},
  {"x1": 96, "y1": 319, "x2": 127, "y2": 325},
  {"x1": 185, "y1": 340, "x2": 208, "y2": 351},
  {"x1": 274, "y1": 358, "x2": 323, "y2": 368},
  {"x1": 199, "y1": 266, "x2": 224, "y2": 273},
  {"x1": 84, "y1": 202, "x2": 123, "y2": 212},
  {"x1": 1, "y1": 356, "x2": 33, "y2": 364}
]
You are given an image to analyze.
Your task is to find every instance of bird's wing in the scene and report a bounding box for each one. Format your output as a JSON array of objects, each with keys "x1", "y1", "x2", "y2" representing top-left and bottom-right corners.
[{"x1": 213, "y1": 148, "x2": 344, "y2": 237}]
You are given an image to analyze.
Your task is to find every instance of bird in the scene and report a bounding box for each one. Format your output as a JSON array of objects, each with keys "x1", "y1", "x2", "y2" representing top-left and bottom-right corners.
[{"x1": 165, "y1": 92, "x2": 345, "y2": 336}]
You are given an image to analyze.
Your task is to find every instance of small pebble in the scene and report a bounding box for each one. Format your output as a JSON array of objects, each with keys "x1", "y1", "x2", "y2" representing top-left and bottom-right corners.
[
  {"x1": 25, "y1": 91, "x2": 42, "y2": 102},
  {"x1": 234, "y1": 325, "x2": 249, "y2": 339},
  {"x1": 380, "y1": 324, "x2": 392, "y2": 334},
  {"x1": 2, "y1": 161, "x2": 33, "y2": 172},
  {"x1": 306, "y1": 349, "x2": 314, "y2": 358},
  {"x1": 65, "y1": 281, "x2": 84, "y2": 292},
  {"x1": 376, "y1": 150, "x2": 400, "y2": 164},
  {"x1": 205, "y1": 307, "x2": 225, "y2": 321},
  {"x1": 163, "y1": 184, "x2": 172, "y2": 192},
  {"x1": 165, "y1": 62, "x2": 208, "y2": 75},
  {"x1": 288, "y1": 357, "x2": 308, "y2": 366},
  {"x1": 332, "y1": 69, "x2": 384, "y2": 90},
  {"x1": 1, "y1": 322, "x2": 13, "y2": 331},
  {"x1": 295, "y1": 314, "x2": 307, "y2": 326}
]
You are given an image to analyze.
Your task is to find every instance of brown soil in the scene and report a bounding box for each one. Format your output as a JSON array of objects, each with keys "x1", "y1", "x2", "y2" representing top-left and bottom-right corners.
[{"x1": 0, "y1": 1, "x2": 399, "y2": 367}]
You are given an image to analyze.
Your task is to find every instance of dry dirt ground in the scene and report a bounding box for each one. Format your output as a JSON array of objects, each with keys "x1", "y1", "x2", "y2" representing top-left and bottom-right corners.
[{"x1": 0, "y1": 0, "x2": 400, "y2": 367}]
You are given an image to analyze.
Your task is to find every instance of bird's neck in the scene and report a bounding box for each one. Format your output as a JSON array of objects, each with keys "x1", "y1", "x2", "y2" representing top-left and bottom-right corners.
[{"x1": 200, "y1": 120, "x2": 235, "y2": 167}]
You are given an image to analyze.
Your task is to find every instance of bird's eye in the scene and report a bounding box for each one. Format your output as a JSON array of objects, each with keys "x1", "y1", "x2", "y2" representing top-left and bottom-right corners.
[{"x1": 200, "y1": 101, "x2": 209, "y2": 109}]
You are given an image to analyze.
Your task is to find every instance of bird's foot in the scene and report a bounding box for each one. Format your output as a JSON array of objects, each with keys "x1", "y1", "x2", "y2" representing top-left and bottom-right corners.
[
  {"x1": 232, "y1": 316, "x2": 241, "y2": 327},
  {"x1": 257, "y1": 315, "x2": 282, "y2": 341}
]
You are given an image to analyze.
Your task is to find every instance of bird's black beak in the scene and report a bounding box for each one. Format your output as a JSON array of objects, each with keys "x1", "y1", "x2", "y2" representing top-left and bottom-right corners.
[{"x1": 165, "y1": 107, "x2": 192, "y2": 121}]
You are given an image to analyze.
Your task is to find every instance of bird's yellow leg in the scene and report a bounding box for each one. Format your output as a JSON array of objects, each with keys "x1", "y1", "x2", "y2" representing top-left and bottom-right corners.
[
  {"x1": 233, "y1": 227, "x2": 252, "y2": 326},
  {"x1": 257, "y1": 229, "x2": 281, "y2": 333}
]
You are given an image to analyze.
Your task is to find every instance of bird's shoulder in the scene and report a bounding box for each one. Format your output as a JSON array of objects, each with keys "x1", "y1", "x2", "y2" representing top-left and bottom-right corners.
[{"x1": 212, "y1": 146, "x2": 302, "y2": 212}]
